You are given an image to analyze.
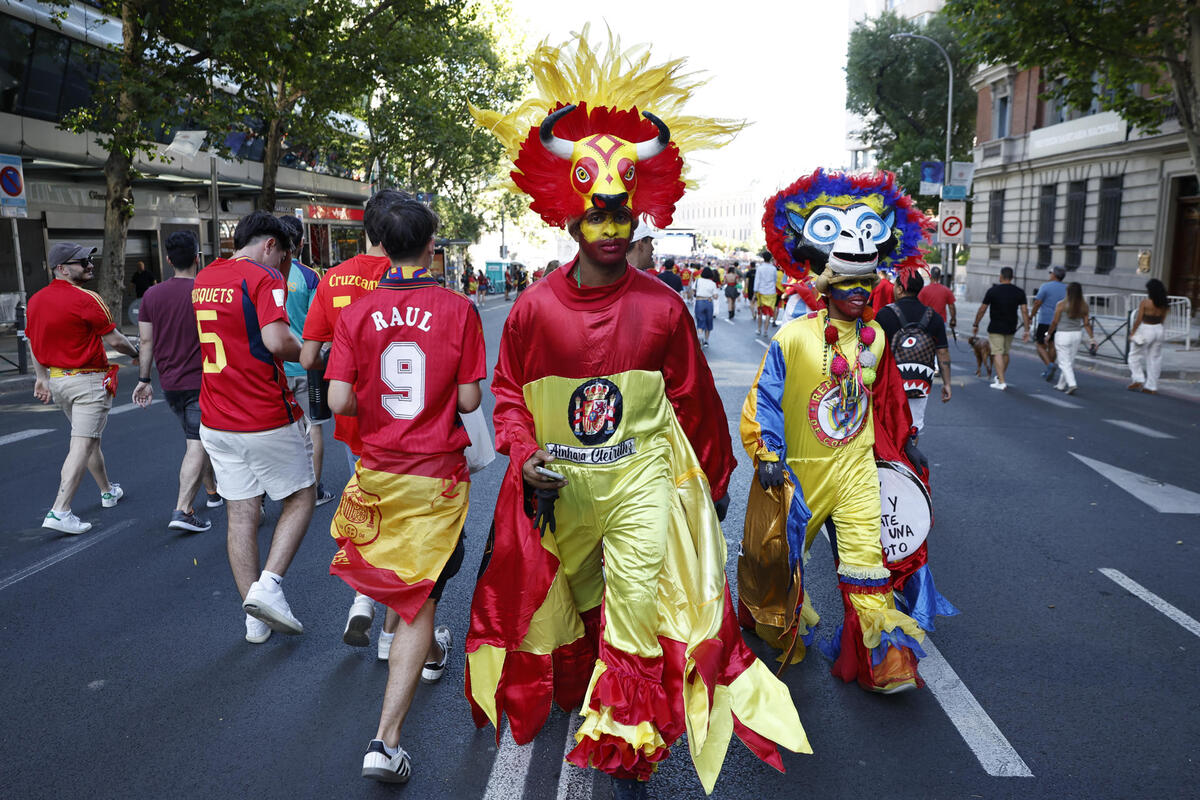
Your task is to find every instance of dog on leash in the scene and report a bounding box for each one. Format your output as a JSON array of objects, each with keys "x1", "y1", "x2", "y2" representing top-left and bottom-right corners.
[{"x1": 968, "y1": 335, "x2": 992, "y2": 377}]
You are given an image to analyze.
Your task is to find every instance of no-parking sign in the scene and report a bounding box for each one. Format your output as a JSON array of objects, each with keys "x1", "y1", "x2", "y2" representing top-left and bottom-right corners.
[
  {"x1": 0, "y1": 154, "x2": 27, "y2": 218},
  {"x1": 938, "y1": 201, "x2": 965, "y2": 244}
]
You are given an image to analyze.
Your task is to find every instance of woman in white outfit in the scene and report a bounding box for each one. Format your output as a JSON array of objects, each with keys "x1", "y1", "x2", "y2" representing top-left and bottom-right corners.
[
  {"x1": 1046, "y1": 282, "x2": 1094, "y2": 395},
  {"x1": 1128, "y1": 278, "x2": 1170, "y2": 395}
]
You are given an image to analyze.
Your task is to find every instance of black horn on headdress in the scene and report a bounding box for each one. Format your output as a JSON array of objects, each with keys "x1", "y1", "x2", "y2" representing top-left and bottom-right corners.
[
  {"x1": 539, "y1": 104, "x2": 577, "y2": 160},
  {"x1": 636, "y1": 112, "x2": 670, "y2": 159}
]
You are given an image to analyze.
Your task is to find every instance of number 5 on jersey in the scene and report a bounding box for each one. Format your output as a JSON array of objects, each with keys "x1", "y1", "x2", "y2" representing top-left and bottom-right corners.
[
  {"x1": 196, "y1": 309, "x2": 227, "y2": 373},
  {"x1": 381, "y1": 342, "x2": 425, "y2": 419}
]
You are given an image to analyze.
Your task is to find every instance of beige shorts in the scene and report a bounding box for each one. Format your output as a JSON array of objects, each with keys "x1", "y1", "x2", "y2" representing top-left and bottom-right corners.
[
  {"x1": 988, "y1": 332, "x2": 1014, "y2": 355},
  {"x1": 200, "y1": 419, "x2": 315, "y2": 502},
  {"x1": 50, "y1": 372, "x2": 112, "y2": 438},
  {"x1": 285, "y1": 374, "x2": 329, "y2": 425}
]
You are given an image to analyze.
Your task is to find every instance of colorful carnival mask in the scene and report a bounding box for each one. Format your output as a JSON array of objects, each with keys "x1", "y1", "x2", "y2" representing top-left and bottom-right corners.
[
  {"x1": 764, "y1": 169, "x2": 931, "y2": 298},
  {"x1": 470, "y1": 27, "x2": 741, "y2": 230}
]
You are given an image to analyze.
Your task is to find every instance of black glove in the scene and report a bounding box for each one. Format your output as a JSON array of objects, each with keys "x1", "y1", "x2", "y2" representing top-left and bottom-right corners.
[
  {"x1": 533, "y1": 488, "x2": 559, "y2": 537},
  {"x1": 713, "y1": 494, "x2": 729, "y2": 522},
  {"x1": 757, "y1": 459, "x2": 785, "y2": 489},
  {"x1": 904, "y1": 436, "x2": 928, "y2": 475}
]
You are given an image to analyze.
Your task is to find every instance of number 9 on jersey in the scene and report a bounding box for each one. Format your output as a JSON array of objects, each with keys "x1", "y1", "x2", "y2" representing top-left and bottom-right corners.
[{"x1": 380, "y1": 341, "x2": 426, "y2": 419}]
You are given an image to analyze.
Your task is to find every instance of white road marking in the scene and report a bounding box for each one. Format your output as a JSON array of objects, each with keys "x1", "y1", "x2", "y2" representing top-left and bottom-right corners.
[
  {"x1": 555, "y1": 711, "x2": 594, "y2": 800},
  {"x1": 1103, "y1": 419, "x2": 1175, "y2": 439},
  {"x1": 0, "y1": 519, "x2": 138, "y2": 593},
  {"x1": 756, "y1": 339, "x2": 769, "y2": 349},
  {"x1": 722, "y1": 317, "x2": 735, "y2": 326},
  {"x1": 0, "y1": 428, "x2": 52, "y2": 446},
  {"x1": 482, "y1": 723, "x2": 531, "y2": 800},
  {"x1": 1029, "y1": 394, "x2": 1083, "y2": 409},
  {"x1": 1070, "y1": 452, "x2": 1200, "y2": 514},
  {"x1": 921, "y1": 639, "x2": 1034, "y2": 777},
  {"x1": 109, "y1": 399, "x2": 162, "y2": 415},
  {"x1": 1099, "y1": 568, "x2": 1200, "y2": 639}
]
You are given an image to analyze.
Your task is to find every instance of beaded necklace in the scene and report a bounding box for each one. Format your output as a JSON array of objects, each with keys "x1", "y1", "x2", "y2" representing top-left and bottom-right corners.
[{"x1": 822, "y1": 311, "x2": 879, "y2": 420}]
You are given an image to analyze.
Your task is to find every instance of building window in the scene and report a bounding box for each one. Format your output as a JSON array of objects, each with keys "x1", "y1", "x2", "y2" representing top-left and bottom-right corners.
[
  {"x1": 0, "y1": 15, "x2": 34, "y2": 114},
  {"x1": 1036, "y1": 184, "x2": 1056, "y2": 245},
  {"x1": 18, "y1": 26, "x2": 70, "y2": 121},
  {"x1": 987, "y1": 189, "x2": 1005, "y2": 244},
  {"x1": 1037, "y1": 246, "x2": 1052, "y2": 268},
  {"x1": 1064, "y1": 179, "x2": 1087, "y2": 271},
  {"x1": 1095, "y1": 175, "x2": 1123, "y2": 275},
  {"x1": 992, "y1": 81, "x2": 1011, "y2": 139}
]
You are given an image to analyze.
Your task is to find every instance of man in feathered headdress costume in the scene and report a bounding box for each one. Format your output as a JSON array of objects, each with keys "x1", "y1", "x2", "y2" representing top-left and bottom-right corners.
[
  {"x1": 738, "y1": 169, "x2": 958, "y2": 694},
  {"x1": 466, "y1": 29, "x2": 810, "y2": 799}
]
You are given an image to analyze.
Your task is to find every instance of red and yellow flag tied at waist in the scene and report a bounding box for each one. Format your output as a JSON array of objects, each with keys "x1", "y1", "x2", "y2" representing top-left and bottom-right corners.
[{"x1": 330, "y1": 465, "x2": 468, "y2": 623}]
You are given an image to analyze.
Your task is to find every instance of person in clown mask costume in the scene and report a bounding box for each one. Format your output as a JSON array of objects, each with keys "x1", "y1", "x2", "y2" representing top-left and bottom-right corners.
[
  {"x1": 465, "y1": 30, "x2": 810, "y2": 800},
  {"x1": 738, "y1": 169, "x2": 958, "y2": 695}
]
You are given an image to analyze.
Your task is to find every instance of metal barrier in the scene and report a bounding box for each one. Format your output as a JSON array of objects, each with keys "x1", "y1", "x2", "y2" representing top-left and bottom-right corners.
[
  {"x1": 1084, "y1": 293, "x2": 1125, "y2": 318},
  {"x1": 1129, "y1": 294, "x2": 1192, "y2": 350}
]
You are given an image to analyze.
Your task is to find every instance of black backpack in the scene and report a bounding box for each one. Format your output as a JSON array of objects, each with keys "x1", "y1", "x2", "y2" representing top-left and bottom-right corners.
[{"x1": 886, "y1": 302, "x2": 937, "y2": 399}]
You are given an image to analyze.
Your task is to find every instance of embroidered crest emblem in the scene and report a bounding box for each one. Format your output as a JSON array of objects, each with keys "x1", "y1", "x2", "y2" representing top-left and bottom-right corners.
[
  {"x1": 807, "y1": 378, "x2": 868, "y2": 447},
  {"x1": 333, "y1": 477, "x2": 382, "y2": 546},
  {"x1": 569, "y1": 378, "x2": 623, "y2": 445}
]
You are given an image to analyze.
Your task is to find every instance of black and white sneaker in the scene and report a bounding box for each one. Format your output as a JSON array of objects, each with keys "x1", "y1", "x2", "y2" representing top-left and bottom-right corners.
[
  {"x1": 315, "y1": 483, "x2": 336, "y2": 507},
  {"x1": 362, "y1": 739, "x2": 411, "y2": 783},
  {"x1": 421, "y1": 625, "x2": 451, "y2": 683},
  {"x1": 168, "y1": 509, "x2": 212, "y2": 532}
]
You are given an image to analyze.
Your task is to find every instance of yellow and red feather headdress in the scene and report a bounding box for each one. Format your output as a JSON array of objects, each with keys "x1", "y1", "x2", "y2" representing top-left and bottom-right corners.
[{"x1": 471, "y1": 27, "x2": 742, "y2": 228}]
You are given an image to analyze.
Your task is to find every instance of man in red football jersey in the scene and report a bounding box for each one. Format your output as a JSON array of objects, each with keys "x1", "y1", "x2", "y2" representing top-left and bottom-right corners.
[
  {"x1": 325, "y1": 196, "x2": 486, "y2": 783},
  {"x1": 300, "y1": 188, "x2": 409, "y2": 652},
  {"x1": 193, "y1": 211, "x2": 315, "y2": 645}
]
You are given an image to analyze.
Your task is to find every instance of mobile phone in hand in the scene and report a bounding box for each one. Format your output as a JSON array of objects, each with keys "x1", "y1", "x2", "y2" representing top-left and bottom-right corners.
[{"x1": 535, "y1": 465, "x2": 565, "y2": 481}]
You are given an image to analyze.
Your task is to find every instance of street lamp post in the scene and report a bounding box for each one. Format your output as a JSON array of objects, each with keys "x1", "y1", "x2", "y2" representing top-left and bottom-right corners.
[{"x1": 891, "y1": 31, "x2": 955, "y2": 285}]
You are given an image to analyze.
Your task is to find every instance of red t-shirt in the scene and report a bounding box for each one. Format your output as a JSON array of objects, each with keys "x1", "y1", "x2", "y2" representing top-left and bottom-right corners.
[
  {"x1": 139, "y1": 276, "x2": 202, "y2": 391},
  {"x1": 192, "y1": 256, "x2": 302, "y2": 432},
  {"x1": 27, "y1": 279, "x2": 116, "y2": 370},
  {"x1": 302, "y1": 253, "x2": 392, "y2": 454},
  {"x1": 918, "y1": 283, "x2": 956, "y2": 323},
  {"x1": 325, "y1": 269, "x2": 487, "y2": 477}
]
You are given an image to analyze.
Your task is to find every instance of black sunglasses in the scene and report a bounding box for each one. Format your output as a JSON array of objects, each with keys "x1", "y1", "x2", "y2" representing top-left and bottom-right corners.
[{"x1": 70, "y1": 257, "x2": 94, "y2": 266}]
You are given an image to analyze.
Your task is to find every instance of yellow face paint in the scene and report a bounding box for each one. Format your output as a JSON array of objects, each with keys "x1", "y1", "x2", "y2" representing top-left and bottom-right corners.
[{"x1": 578, "y1": 209, "x2": 633, "y2": 243}]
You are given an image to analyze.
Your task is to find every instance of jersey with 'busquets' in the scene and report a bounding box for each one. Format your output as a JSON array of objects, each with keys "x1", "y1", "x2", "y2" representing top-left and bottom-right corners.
[
  {"x1": 325, "y1": 265, "x2": 487, "y2": 477},
  {"x1": 192, "y1": 256, "x2": 301, "y2": 432},
  {"x1": 301, "y1": 253, "x2": 392, "y2": 454}
]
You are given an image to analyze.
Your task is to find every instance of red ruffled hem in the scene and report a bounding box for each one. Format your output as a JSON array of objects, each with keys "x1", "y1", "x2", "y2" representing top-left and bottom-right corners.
[
  {"x1": 831, "y1": 597, "x2": 924, "y2": 692},
  {"x1": 566, "y1": 732, "x2": 668, "y2": 781}
]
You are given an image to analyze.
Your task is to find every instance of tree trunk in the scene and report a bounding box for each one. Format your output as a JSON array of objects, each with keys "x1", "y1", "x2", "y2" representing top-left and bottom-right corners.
[
  {"x1": 257, "y1": 114, "x2": 285, "y2": 211},
  {"x1": 100, "y1": 148, "x2": 135, "y2": 328}
]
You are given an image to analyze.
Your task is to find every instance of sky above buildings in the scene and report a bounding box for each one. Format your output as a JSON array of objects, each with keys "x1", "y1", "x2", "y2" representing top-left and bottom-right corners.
[{"x1": 506, "y1": 0, "x2": 852, "y2": 198}]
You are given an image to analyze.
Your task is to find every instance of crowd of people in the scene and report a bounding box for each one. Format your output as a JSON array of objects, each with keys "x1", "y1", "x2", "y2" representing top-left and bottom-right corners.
[{"x1": 20, "y1": 33, "x2": 1176, "y2": 800}]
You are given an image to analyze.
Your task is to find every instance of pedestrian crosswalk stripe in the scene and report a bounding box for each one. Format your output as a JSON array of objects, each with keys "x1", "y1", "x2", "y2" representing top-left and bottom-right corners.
[
  {"x1": 1030, "y1": 394, "x2": 1083, "y2": 409},
  {"x1": 922, "y1": 639, "x2": 1034, "y2": 777},
  {"x1": 0, "y1": 428, "x2": 52, "y2": 447},
  {"x1": 483, "y1": 722, "x2": 532, "y2": 800},
  {"x1": 109, "y1": 399, "x2": 162, "y2": 416},
  {"x1": 1099, "y1": 568, "x2": 1200, "y2": 639},
  {"x1": 555, "y1": 710, "x2": 594, "y2": 800},
  {"x1": 0, "y1": 519, "x2": 137, "y2": 593},
  {"x1": 1070, "y1": 452, "x2": 1200, "y2": 514},
  {"x1": 1103, "y1": 419, "x2": 1175, "y2": 439}
]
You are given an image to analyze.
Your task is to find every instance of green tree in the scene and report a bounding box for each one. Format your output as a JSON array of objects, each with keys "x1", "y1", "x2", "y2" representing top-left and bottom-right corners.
[
  {"x1": 52, "y1": 0, "x2": 214, "y2": 323},
  {"x1": 945, "y1": 0, "x2": 1199, "y2": 179},
  {"x1": 845, "y1": 11, "x2": 978, "y2": 195}
]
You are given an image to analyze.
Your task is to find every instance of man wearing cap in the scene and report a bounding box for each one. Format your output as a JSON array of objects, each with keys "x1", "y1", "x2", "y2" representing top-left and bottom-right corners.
[
  {"x1": 1031, "y1": 265, "x2": 1068, "y2": 381},
  {"x1": 626, "y1": 220, "x2": 660, "y2": 270},
  {"x1": 28, "y1": 242, "x2": 139, "y2": 534}
]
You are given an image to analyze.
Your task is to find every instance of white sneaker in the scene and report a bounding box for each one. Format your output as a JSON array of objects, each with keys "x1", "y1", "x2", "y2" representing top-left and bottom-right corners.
[
  {"x1": 245, "y1": 614, "x2": 271, "y2": 644},
  {"x1": 421, "y1": 625, "x2": 451, "y2": 683},
  {"x1": 377, "y1": 630, "x2": 395, "y2": 661},
  {"x1": 989, "y1": 380, "x2": 1007, "y2": 391},
  {"x1": 362, "y1": 739, "x2": 411, "y2": 783},
  {"x1": 100, "y1": 483, "x2": 124, "y2": 508},
  {"x1": 343, "y1": 594, "x2": 375, "y2": 647},
  {"x1": 243, "y1": 579, "x2": 303, "y2": 635},
  {"x1": 42, "y1": 509, "x2": 91, "y2": 535}
]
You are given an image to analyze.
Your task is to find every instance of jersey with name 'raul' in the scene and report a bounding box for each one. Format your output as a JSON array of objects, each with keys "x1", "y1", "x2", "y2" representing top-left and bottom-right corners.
[
  {"x1": 192, "y1": 256, "x2": 301, "y2": 432},
  {"x1": 325, "y1": 266, "x2": 487, "y2": 476}
]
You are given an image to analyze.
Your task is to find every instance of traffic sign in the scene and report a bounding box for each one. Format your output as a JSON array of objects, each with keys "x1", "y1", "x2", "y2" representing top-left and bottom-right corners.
[
  {"x1": 0, "y1": 154, "x2": 27, "y2": 218},
  {"x1": 938, "y1": 201, "x2": 965, "y2": 244}
]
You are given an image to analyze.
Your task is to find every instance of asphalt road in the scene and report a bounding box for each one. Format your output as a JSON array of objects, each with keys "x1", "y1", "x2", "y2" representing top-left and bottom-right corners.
[{"x1": 1, "y1": 288, "x2": 1198, "y2": 800}]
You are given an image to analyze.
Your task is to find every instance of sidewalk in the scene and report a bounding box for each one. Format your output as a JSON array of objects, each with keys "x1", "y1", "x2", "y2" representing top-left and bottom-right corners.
[{"x1": 953, "y1": 299, "x2": 1200, "y2": 397}]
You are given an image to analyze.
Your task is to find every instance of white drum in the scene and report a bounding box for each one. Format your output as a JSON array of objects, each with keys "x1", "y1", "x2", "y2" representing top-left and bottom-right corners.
[{"x1": 877, "y1": 460, "x2": 932, "y2": 563}]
